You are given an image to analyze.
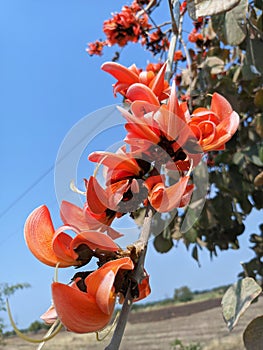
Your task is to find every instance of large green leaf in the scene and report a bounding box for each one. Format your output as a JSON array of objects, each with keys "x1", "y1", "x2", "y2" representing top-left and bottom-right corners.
[
  {"x1": 222, "y1": 277, "x2": 262, "y2": 331},
  {"x1": 187, "y1": 0, "x2": 241, "y2": 20},
  {"x1": 211, "y1": 0, "x2": 248, "y2": 45},
  {"x1": 243, "y1": 316, "x2": 263, "y2": 349}
]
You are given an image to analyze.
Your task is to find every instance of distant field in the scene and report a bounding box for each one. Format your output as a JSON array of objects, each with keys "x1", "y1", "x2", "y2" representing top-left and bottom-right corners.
[{"x1": 2, "y1": 296, "x2": 263, "y2": 350}]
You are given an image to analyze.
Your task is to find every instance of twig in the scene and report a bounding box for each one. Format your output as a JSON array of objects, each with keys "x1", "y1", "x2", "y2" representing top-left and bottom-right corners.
[
  {"x1": 168, "y1": 0, "x2": 179, "y2": 35},
  {"x1": 104, "y1": 207, "x2": 153, "y2": 350},
  {"x1": 180, "y1": 37, "x2": 193, "y2": 111},
  {"x1": 136, "y1": 0, "x2": 158, "y2": 18},
  {"x1": 165, "y1": 0, "x2": 181, "y2": 81}
]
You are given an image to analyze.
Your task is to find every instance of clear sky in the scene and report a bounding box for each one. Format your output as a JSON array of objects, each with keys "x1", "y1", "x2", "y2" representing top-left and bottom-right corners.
[{"x1": 1, "y1": 0, "x2": 262, "y2": 331}]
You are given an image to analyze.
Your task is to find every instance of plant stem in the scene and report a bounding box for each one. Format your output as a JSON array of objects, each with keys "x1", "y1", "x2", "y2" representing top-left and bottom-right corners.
[{"x1": 104, "y1": 207, "x2": 153, "y2": 350}]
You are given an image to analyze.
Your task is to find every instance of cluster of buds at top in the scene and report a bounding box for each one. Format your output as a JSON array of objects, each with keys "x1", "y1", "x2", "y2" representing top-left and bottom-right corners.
[{"x1": 87, "y1": 0, "x2": 152, "y2": 56}]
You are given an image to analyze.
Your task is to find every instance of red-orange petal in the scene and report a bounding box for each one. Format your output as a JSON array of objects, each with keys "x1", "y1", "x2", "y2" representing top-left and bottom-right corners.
[
  {"x1": 87, "y1": 176, "x2": 108, "y2": 214},
  {"x1": 24, "y1": 205, "x2": 68, "y2": 267},
  {"x1": 149, "y1": 62, "x2": 167, "y2": 98},
  {"x1": 126, "y1": 83, "x2": 160, "y2": 105},
  {"x1": 71, "y1": 231, "x2": 119, "y2": 252},
  {"x1": 60, "y1": 201, "x2": 90, "y2": 231},
  {"x1": 134, "y1": 274, "x2": 151, "y2": 302},
  {"x1": 52, "y1": 282, "x2": 113, "y2": 333},
  {"x1": 52, "y1": 228, "x2": 79, "y2": 265},
  {"x1": 86, "y1": 257, "x2": 134, "y2": 315},
  {"x1": 101, "y1": 62, "x2": 139, "y2": 84},
  {"x1": 148, "y1": 176, "x2": 190, "y2": 212},
  {"x1": 211, "y1": 92, "x2": 233, "y2": 121}
]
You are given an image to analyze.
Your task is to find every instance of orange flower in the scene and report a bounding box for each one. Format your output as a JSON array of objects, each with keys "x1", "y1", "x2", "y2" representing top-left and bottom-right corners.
[
  {"x1": 51, "y1": 257, "x2": 151, "y2": 333},
  {"x1": 144, "y1": 174, "x2": 194, "y2": 212},
  {"x1": 117, "y1": 81, "x2": 199, "y2": 165},
  {"x1": 86, "y1": 40, "x2": 106, "y2": 56},
  {"x1": 24, "y1": 205, "x2": 119, "y2": 267},
  {"x1": 174, "y1": 50, "x2": 184, "y2": 61},
  {"x1": 101, "y1": 61, "x2": 170, "y2": 101},
  {"x1": 103, "y1": 5, "x2": 151, "y2": 47},
  {"x1": 188, "y1": 93, "x2": 240, "y2": 151},
  {"x1": 60, "y1": 182, "x2": 123, "y2": 239},
  {"x1": 88, "y1": 150, "x2": 150, "y2": 213}
]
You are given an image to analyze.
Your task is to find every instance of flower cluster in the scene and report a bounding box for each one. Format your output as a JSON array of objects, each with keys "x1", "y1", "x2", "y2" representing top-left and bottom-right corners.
[
  {"x1": 141, "y1": 28, "x2": 170, "y2": 55},
  {"x1": 24, "y1": 59, "x2": 239, "y2": 336},
  {"x1": 86, "y1": 40, "x2": 106, "y2": 56},
  {"x1": 24, "y1": 203, "x2": 150, "y2": 333},
  {"x1": 87, "y1": 1, "x2": 154, "y2": 56}
]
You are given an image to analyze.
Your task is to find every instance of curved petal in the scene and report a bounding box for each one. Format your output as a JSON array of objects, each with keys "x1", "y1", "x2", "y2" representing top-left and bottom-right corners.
[
  {"x1": 178, "y1": 184, "x2": 195, "y2": 207},
  {"x1": 40, "y1": 305, "x2": 57, "y2": 325},
  {"x1": 51, "y1": 226, "x2": 79, "y2": 265},
  {"x1": 89, "y1": 151, "x2": 140, "y2": 175},
  {"x1": 24, "y1": 205, "x2": 67, "y2": 267},
  {"x1": 71, "y1": 231, "x2": 119, "y2": 252},
  {"x1": 130, "y1": 100, "x2": 159, "y2": 118},
  {"x1": 87, "y1": 176, "x2": 108, "y2": 214},
  {"x1": 126, "y1": 83, "x2": 160, "y2": 105},
  {"x1": 211, "y1": 92, "x2": 233, "y2": 120},
  {"x1": 117, "y1": 105, "x2": 160, "y2": 144},
  {"x1": 113, "y1": 82, "x2": 130, "y2": 96},
  {"x1": 86, "y1": 257, "x2": 134, "y2": 315},
  {"x1": 52, "y1": 282, "x2": 113, "y2": 333},
  {"x1": 202, "y1": 111, "x2": 239, "y2": 151},
  {"x1": 138, "y1": 70, "x2": 155, "y2": 85},
  {"x1": 198, "y1": 121, "x2": 216, "y2": 146},
  {"x1": 134, "y1": 274, "x2": 151, "y2": 302},
  {"x1": 148, "y1": 61, "x2": 167, "y2": 98},
  {"x1": 101, "y1": 62, "x2": 139, "y2": 84},
  {"x1": 60, "y1": 201, "x2": 89, "y2": 231},
  {"x1": 148, "y1": 176, "x2": 190, "y2": 212}
]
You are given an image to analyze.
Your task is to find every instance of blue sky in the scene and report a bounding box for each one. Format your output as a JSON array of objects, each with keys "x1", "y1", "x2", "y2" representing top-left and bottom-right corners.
[{"x1": 1, "y1": 0, "x2": 261, "y2": 331}]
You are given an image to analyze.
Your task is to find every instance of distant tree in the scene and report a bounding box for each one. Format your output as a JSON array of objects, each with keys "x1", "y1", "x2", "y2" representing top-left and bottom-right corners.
[
  {"x1": 28, "y1": 320, "x2": 48, "y2": 334},
  {"x1": 0, "y1": 283, "x2": 30, "y2": 341},
  {"x1": 174, "y1": 286, "x2": 194, "y2": 302}
]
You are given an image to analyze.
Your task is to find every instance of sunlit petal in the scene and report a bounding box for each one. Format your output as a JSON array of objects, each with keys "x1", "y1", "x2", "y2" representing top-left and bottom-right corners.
[
  {"x1": 71, "y1": 230, "x2": 119, "y2": 252},
  {"x1": 126, "y1": 83, "x2": 160, "y2": 105},
  {"x1": 52, "y1": 282, "x2": 112, "y2": 333},
  {"x1": 24, "y1": 206, "x2": 68, "y2": 267},
  {"x1": 101, "y1": 62, "x2": 139, "y2": 84}
]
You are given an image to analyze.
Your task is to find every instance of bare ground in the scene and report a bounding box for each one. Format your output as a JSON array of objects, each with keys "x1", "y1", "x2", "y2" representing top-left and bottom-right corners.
[{"x1": 2, "y1": 297, "x2": 263, "y2": 350}]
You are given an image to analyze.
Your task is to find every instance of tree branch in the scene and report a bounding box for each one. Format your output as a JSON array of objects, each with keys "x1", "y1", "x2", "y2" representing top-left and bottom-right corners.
[{"x1": 165, "y1": 0, "x2": 181, "y2": 81}]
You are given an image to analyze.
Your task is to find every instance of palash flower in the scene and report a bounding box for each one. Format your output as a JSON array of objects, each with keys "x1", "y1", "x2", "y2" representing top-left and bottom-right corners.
[
  {"x1": 117, "y1": 80, "x2": 239, "y2": 155},
  {"x1": 117, "y1": 80, "x2": 199, "y2": 167},
  {"x1": 51, "y1": 257, "x2": 151, "y2": 333},
  {"x1": 103, "y1": 5, "x2": 151, "y2": 47},
  {"x1": 188, "y1": 93, "x2": 240, "y2": 151},
  {"x1": 24, "y1": 205, "x2": 120, "y2": 267},
  {"x1": 144, "y1": 174, "x2": 194, "y2": 212},
  {"x1": 89, "y1": 145, "x2": 194, "y2": 213},
  {"x1": 101, "y1": 61, "x2": 170, "y2": 101},
  {"x1": 60, "y1": 199, "x2": 123, "y2": 240},
  {"x1": 88, "y1": 150, "x2": 150, "y2": 213}
]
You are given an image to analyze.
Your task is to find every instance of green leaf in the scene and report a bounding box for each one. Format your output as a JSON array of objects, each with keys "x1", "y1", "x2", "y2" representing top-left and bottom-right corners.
[
  {"x1": 222, "y1": 277, "x2": 262, "y2": 331},
  {"x1": 192, "y1": 245, "x2": 200, "y2": 266},
  {"x1": 187, "y1": 0, "x2": 241, "y2": 20},
  {"x1": 153, "y1": 234, "x2": 173, "y2": 253},
  {"x1": 232, "y1": 152, "x2": 245, "y2": 166},
  {"x1": 243, "y1": 316, "x2": 263, "y2": 349},
  {"x1": 211, "y1": 0, "x2": 248, "y2": 46}
]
